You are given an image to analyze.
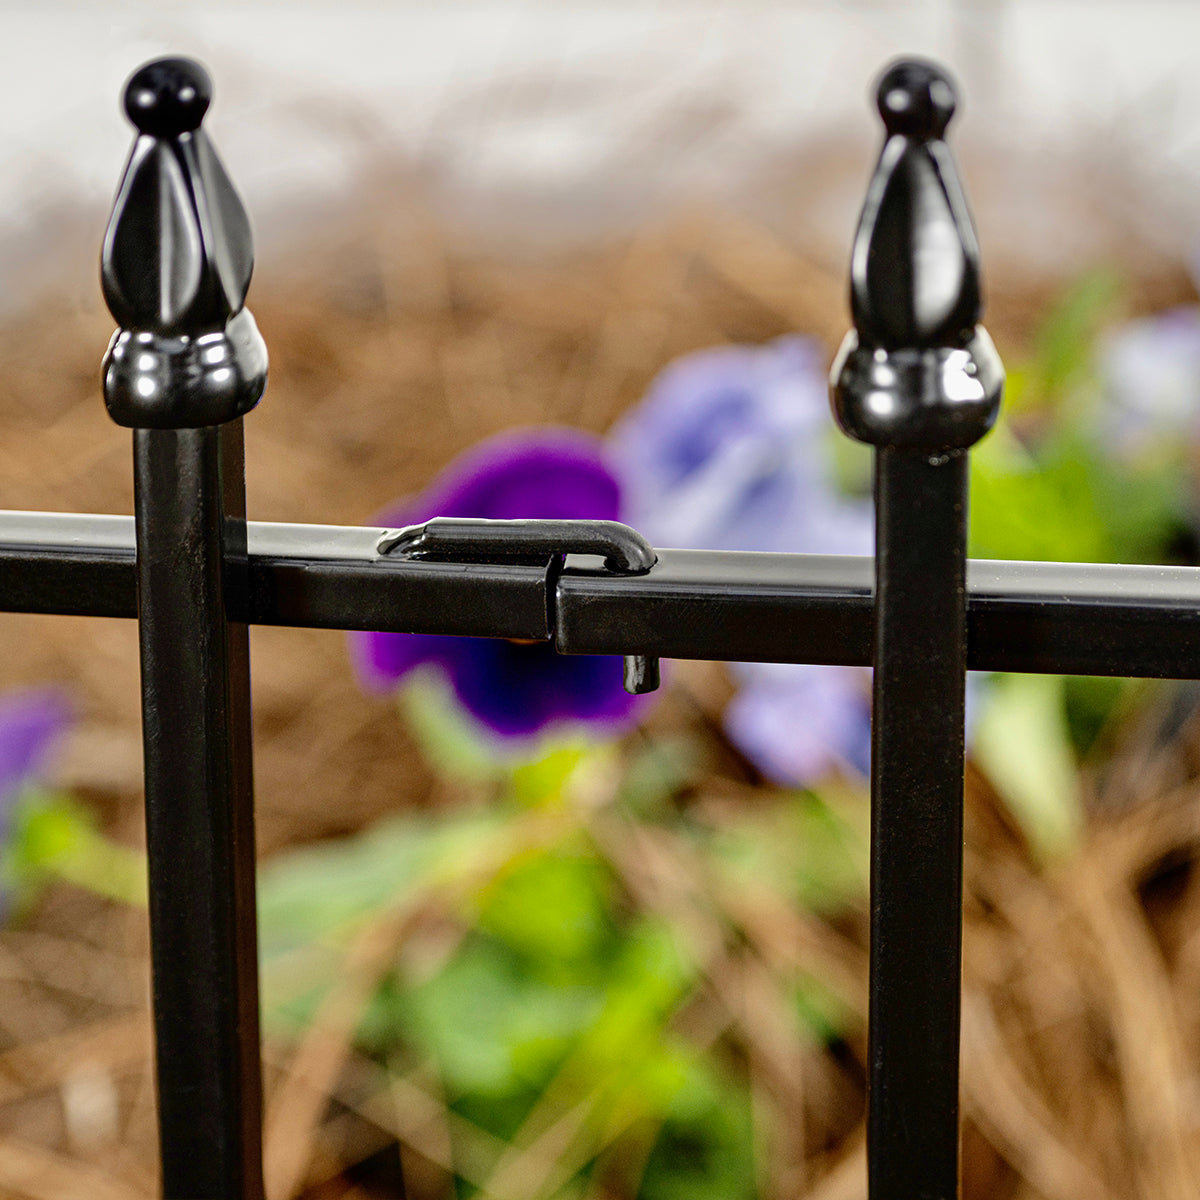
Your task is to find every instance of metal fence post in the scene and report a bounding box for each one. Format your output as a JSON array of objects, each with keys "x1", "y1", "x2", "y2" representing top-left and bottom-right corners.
[
  {"x1": 831, "y1": 60, "x2": 1003, "y2": 1199},
  {"x1": 101, "y1": 58, "x2": 268, "y2": 1199}
]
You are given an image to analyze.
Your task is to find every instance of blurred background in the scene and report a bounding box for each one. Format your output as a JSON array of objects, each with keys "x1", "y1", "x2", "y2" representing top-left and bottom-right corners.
[{"x1": 5, "y1": 2, "x2": 1200, "y2": 1198}]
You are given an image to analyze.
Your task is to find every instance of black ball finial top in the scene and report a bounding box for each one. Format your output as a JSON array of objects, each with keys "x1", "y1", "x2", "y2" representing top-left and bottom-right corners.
[
  {"x1": 123, "y1": 57, "x2": 212, "y2": 138},
  {"x1": 876, "y1": 58, "x2": 957, "y2": 141},
  {"x1": 832, "y1": 56, "x2": 1002, "y2": 451},
  {"x1": 103, "y1": 54, "x2": 265, "y2": 427}
]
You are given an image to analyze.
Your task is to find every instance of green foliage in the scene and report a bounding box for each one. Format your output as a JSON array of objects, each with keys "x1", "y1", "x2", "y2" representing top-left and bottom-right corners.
[
  {"x1": 1023, "y1": 269, "x2": 1121, "y2": 411},
  {"x1": 703, "y1": 790, "x2": 867, "y2": 916},
  {"x1": 2, "y1": 788, "x2": 146, "y2": 914},
  {"x1": 258, "y1": 809, "x2": 511, "y2": 1030},
  {"x1": 638, "y1": 1062, "x2": 756, "y2": 1200},
  {"x1": 1062, "y1": 675, "x2": 1139, "y2": 759},
  {"x1": 970, "y1": 270, "x2": 1188, "y2": 567},
  {"x1": 400, "y1": 669, "x2": 511, "y2": 782},
  {"x1": 395, "y1": 934, "x2": 603, "y2": 1099},
  {"x1": 255, "y1": 717, "x2": 865, "y2": 1199},
  {"x1": 972, "y1": 674, "x2": 1081, "y2": 860},
  {"x1": 826, "y1": 424, "x2": 873, "y2": 499},
  {"x1": 968, "y1": 269, "x2": 1197, "y2": 863},
  {"x1": 618, "y1": 738, "x2": 698, "y2": 817},
  {"x1": 793, "y1": 973, "x2": 855, "y2": 1047},
  {"x1": 969, "y1": 420, "x2": 1185, "y2": 565},
  {"x1": 474, "y1": 841, "x2": 616, "y2": 970}
]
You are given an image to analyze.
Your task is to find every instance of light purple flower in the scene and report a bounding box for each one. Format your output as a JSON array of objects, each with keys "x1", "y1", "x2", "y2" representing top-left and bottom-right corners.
[
  {"x1": 611, "y1": 336, "x2": 875, "y2": 785},
  {"x1": 724, "y1": 661, "x2": 871, "y2": 784},
  {"x1": 350, "y1": 428, "x2": 647, "y2": 743},
  {"x1": 1098, "y1": 306, "x2": 1200, "y2": 452},
  {"x1": 609, "y1": 336, "x2": 873, "y2": 557},
  {"x1": 0, "y1": 690, "x2": 70, "y2": 818}
]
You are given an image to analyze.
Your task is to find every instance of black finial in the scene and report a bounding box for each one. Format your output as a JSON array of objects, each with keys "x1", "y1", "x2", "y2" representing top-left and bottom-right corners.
[
  {"x1": 852, "y1": 57, "x2": 979, "y2": 350},
  {"x1": 830, "y1": 57, "x2": 1002, "y2": 452},
  {"x1": 124, "y1": 58, "x2": 212, "y2": 138},
  {"x1": 876, "y1": 58, "x2": 955, "y2": 141},
  {"x1": 101, "y1": 56, "x2": 267, "y2": 429}
]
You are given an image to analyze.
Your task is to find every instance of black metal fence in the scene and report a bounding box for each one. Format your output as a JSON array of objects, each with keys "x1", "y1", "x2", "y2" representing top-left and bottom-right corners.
[{"x1": 2, "y1": 51, "x2": 1191, "y2": 1200}]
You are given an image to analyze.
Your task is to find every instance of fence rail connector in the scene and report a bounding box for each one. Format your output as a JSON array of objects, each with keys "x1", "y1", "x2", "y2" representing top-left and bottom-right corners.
[
  {"x1": 831, "y1": 58, "x2": 1003, "y2": 1200},
  {"x1": 102, "y1": 56, "x2": 267, "y2": 1200},
  {"x1": 379, "y1": 516, "x2": 661, "y2": 693}
]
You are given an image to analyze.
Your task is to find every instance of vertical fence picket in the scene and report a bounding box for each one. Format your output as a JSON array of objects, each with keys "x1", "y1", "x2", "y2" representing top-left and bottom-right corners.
[
  {"x1": 831, "y1": 60, "x2": 1004, "y2": 1198},
  {"x1": 77, "y1": 46, "x2": 1027, "y2": 1199},
  {"x1": 101, "y1": 59, "x2": 269, "y2": 1199}
]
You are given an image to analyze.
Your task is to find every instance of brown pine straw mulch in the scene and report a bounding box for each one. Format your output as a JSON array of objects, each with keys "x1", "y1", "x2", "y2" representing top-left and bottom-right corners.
[{"x1": 0, "y1": 194, "x2": 1198, "y2": 1198}]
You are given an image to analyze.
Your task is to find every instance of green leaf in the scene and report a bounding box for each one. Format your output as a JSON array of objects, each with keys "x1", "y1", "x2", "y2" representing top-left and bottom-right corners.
[
  {"x1": 257, "y1": 809, "x2": 509, "y2": 1025},
  {"x1": 1029, "y1": 269, "x2": 1121, "y2": 406},
  {"x1": 1062, "y1": 675, "x2": 1136, "y2": 760},
  {"x1": 972, "y1": 673, "x2": 1082, "y2": 860},
  {"x1": 706, "y1": 791, "x2": 868, "y2": 916},
  {"x1": 618, "y1": 737, "x2": 698, "y2": 817},
  {"x1": 825, "y1": 426, "x2": 873, "y2": 499},
  {"x1": 400, "y1": 934, "x2": 602, "y2": 1100},
  {"x1": 3, "y1": 791, "x2": 146, "y2": 911},
  {"x1": 639, "y1": 1060, "x2": 756, "y2": 1200},
  {"x1": 1086, "y1": 444, "x2": 1188, "y2": 563},
  {"x1": 475, "y1": 841, "x2": 616, "y2": 971},
  {"x1": 510, "y1": 744, "x2": 592, "y2": 809},
  {"x1": 401, "y1": 672, "x2": 625, "y2": 800},
  {"x1": 793, "y1": 973, "x2": 856, "y2": 1046},
  {"x1": 969, "y1": 422, "x2": 1114, "y2": 562}
]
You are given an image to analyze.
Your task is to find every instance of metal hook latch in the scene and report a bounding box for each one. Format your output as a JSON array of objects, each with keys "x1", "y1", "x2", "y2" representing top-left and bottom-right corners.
[{"x1": 377, "y1": 517, "x2": 660, "y2": 695}]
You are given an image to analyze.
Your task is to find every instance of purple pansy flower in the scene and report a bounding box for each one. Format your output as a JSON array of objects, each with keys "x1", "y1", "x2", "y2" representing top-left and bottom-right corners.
[
  {"x1": 0, "y1": 689, "x2": 70, "y2": 823},
  {"x1": 350, "y1": 429, "x2": 646, "y2": 743},
  {"x1": 611, "y1": 336, "x2": 875, "y2": 785},
  {"x1": 0, "y1": 689, "x2": 71, "y2": 917},
  {"x1": 609, "y1": 336, "x2": 873, "y2": 557}
]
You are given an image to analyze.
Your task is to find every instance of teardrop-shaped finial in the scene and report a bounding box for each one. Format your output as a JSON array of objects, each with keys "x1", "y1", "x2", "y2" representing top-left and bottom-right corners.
[
  {"x1": 101, "y1": 56, "x2": 267, "y2": 429},
  {"x1": 851, "y1": 57, "x2": 979, "y2": 350},
  {"x1": 830, "y1": 58, "x2": 1002, "y2": 451},
  {"x1": 124, "y1": 57, "x2": 212, "y2": 138}
]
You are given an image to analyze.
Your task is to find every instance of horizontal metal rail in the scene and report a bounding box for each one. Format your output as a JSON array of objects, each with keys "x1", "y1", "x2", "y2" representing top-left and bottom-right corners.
[{"x1": 1, "y1": 510, "x2": 1198, "y2": 678}]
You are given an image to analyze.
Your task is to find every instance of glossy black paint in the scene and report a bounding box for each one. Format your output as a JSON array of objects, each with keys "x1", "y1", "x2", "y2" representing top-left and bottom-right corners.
[
  {"x1": 853, "y1": 58, "x2": 979, "y2": 350},
  {"x1": 557, "y1": 548, "x2": 873, "y2": 665},
  {"x1": 3, "y1": 510, "x2": 1200, "y2": 677},
  {"x1": 381, "y1": 517, "x2": 659, "y2": 693},
  {"x1": 379, "y1": 516, "x2": 656, "y2": 572},
  {"x1": 830, "y1": 328, "x2": 1003, "y2": 449},
  {"x1": 134, "y1": 423, "x2": 263, "y2": 1199},
  {"x1": 868, "y1": 448, "x2": 966, "y2": 1200},
  {"x1": 833, "y1": 57, "x2": 1003, "y2": 1200},
  {"x1": 101, "y1": 58, "x2": 265, "y2": 1200},
  {"x1": 831, "y1": 59, "x2": 1002, "y2": 452},
  {"x1": 102, "y1": 57, "x2": 266, "y2": 428}
]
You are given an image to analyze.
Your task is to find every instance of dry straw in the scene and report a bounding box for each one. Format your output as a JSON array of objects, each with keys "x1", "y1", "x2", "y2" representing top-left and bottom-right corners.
[{"x1": 0, "y1": 194, "x2": 1197, "y2": 1198}]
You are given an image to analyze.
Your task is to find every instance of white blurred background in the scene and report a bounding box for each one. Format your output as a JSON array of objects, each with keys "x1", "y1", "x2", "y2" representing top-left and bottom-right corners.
[{"x1": 3, "y1": 0, "x2": 1200, "y2": 301}]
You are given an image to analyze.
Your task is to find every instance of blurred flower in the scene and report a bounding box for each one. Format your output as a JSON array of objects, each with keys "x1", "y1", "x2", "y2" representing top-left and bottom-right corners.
[
  {"x1": 0, "y1": 688, "x2": 71, "y2": 918},
  {"x1": 609, "y1": 336, "x2": 872, "y2": 556},
  {"x1": 1097, "y1": 306, "x2": 1200, "y2": 452},
  {"x1": 724, "y1": 661, "x2": 871, "y2": 785},
  {"x1": 350, "y1": 429, "x2": 646, "y2": 743},
  {"x1": 611, "y1": 336, "x2": 875, "y2": 785},
  {"x1": 0, "y1": 690, "x2": 69, "y2": 827}
]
